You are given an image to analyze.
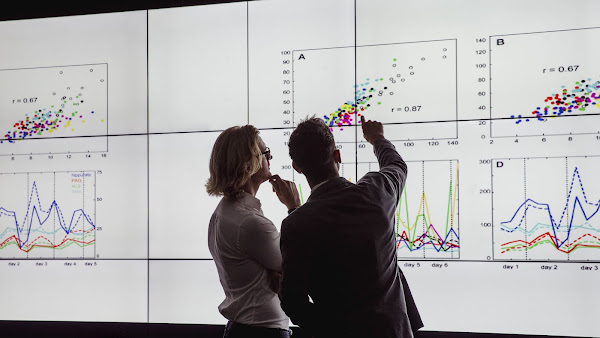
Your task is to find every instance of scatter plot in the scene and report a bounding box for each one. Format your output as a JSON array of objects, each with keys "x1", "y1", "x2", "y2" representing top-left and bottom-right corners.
[
  {"x1": 0, "y1": 64, "x2": 108, "y2": 155},
  {"x1": 509, "y1": 78, "x2": 599, "y2": 124},
  {"x1": 490, "y1": 28, "x2": 600, "y2": 137},
  {"x1": 292, "y1": 39, "x2": 457, "y2": 140}
]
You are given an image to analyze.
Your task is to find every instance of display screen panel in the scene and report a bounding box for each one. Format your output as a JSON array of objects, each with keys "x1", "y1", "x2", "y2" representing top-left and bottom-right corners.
[{"x1": 0, "y1": 1, "x2": 599, "y2": 336}]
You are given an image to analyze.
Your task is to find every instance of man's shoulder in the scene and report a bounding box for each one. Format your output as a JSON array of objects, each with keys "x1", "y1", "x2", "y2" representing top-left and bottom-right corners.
[
  {"x1": 281, "y1": 202, "x2": 319, "y2": 233},
  {"x1": 282, "y1": 204, "x2": 308, "y2": 228},
  {"x1": 357, "y1": 170, "x2": 391, "y2": 188}
]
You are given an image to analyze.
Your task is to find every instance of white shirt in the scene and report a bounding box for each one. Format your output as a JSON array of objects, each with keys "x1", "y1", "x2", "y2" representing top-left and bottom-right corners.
[
  {"x1": 310, "y1": 179, "x2": 330, "y2": 193},
  {"x1": 208, "y1": 192, "x2": 289, "y2": 329}
]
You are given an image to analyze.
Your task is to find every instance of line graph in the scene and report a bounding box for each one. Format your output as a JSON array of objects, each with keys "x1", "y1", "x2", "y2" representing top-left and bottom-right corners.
[
  {"x1": 358, "y1": 159, "x2": 459, "y2": 259},
  {"x1": 0, "y1": 171, "x2": 96, "y2": 259},
  {"x1": 492, "y1": 157, "x2": 600, "y2": 261}
]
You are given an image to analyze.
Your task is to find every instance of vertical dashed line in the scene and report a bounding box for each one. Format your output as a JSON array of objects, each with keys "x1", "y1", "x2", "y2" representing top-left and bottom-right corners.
[
  {"x1": 524, "y1": 159, "x2": 527, "y2": 261},
  {"x1": 422, "y1": 161, "x2": 426, "y2": 259},
  {"x1": 53, "y1": 172, "x2": 56, "y2": 259},
  {"x1": 26, "y1": 173, "x2": 28, "y2": 259},
  {"x1": 83, "y1": 171, "x2": 85, "y2": 259},
  {"x1": 94, "y1": 170, "x2": 97, "y2": 259},
  {"x1": 449, "y1": 160, "x2": 453, "y2": 259},
  {"x1": 566, "y1": 157, "x2": 570, "y2": 261}
]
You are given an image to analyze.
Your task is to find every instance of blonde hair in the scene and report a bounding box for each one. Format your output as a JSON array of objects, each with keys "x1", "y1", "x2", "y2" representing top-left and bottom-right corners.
[{"x1": 206, "y1": 125, "x2": 263, "y2": 198}]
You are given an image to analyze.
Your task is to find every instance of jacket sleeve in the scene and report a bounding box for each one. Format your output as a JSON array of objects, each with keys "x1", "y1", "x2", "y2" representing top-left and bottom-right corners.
[
  {"x1": 399, "y1": 267, "x2": 424, "y2": 333},
  {"x1": 359, "y1": 138, "x2": 407, "y2": 204}
]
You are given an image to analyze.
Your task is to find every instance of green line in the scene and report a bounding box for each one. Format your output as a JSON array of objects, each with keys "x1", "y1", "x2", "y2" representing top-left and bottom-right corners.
[
  {"x1": 444, "y1": 178, "x2": 453, "y2": 236},
  {"x1": 403, "y1": 186, "x2": 409, "y2": 224},
  {"x1": 502, "y1": 222, "x2": 600, "y2": 236},
  {"x1": 396, "y1": 198, "x2": 402, "y2": 237},
  {"x1": 397, "y1": 177, "x2": 459, "y2": 252},
  {"x1": 410, "y1": 198, "x2": 421, "y2": 249},
  {"x1": 0, "y1": 241, "x2": 21, "y2": 250},
  {"x1": 1, "y1": 239, "x2": 95, "y2": 252},
  {"x1": 298, "y1": 183, "x2": 304, "y2": 204},
  {"x1": 423, "y1": 213, "x2": 431, "y2": 238},
  {"x1": 404, "y1": 187, "x2": 417, "y2": 250},
  {"x1": 1, "y1": 233, "x2": 96, "y2": 251},
  {"x1": 411, "y1": 214, "x2": 426, "y2": 246},
  {"x1": 502, "y1": 239, "x2": 600, "y2": 252}
]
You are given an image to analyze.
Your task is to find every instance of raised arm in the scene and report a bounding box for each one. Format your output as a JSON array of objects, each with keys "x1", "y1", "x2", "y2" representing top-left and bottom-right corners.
[{"x1": 360, "y1": 115, "x2": 407, "y2": 201}]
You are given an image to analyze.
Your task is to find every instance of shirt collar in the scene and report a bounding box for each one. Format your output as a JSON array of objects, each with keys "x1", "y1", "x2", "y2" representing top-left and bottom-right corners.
[
  {"x1": 238, "y1": 192, "x2": 262, "y2": 211},
  {"x1": 310, "y1": 179, "x2": 330, "y2": 193}
]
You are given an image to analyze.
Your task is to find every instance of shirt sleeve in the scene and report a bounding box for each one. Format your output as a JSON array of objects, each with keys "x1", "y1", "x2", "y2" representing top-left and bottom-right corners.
[{"x1": 239, "y1": 216, "x2": 283, "y2": 272}]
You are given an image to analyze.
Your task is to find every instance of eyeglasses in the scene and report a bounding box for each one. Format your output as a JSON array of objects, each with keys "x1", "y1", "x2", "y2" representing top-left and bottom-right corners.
[{"x1": 261, "y1": 147, "x2": 272, "y2": 160}]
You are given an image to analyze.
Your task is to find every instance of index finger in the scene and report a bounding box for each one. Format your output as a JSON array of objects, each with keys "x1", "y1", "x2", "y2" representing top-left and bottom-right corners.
[
  {"x1": 270, "y1": 175, "x2": 285, "y2": 191},
  {"x1": 272, "y1": 174, "x2": 286, "y2": 185},
  {"x1": 360, "y1": 115, "x2": 366, "y2": 124}
]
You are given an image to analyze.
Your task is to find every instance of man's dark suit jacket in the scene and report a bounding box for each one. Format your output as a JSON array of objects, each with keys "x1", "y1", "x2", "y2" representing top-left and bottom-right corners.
[{"x1": 279, "y1": 138, "x2": 423, "y2": 337}]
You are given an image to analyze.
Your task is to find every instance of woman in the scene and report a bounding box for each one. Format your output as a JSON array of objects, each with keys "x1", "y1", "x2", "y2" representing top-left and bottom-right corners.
[{"x1": 206, "y1": 125, "x2": 300, "y2": 338}]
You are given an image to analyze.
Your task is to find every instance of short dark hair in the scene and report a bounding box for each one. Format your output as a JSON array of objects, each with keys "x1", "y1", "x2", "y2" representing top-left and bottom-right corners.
[{"x1": 288, "y1": 117, "x2": 336, "y2": 176}]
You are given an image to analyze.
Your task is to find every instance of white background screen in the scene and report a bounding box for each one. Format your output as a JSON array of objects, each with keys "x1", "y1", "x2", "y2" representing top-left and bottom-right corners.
[{"x1": 0, "y1": 1, "x2": 599, "y2": 336}]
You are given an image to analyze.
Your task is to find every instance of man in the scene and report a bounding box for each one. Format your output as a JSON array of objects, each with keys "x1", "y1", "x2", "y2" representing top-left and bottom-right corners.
[{"x1": 271, "y1": 116, "x2": 423, "y2": 337}]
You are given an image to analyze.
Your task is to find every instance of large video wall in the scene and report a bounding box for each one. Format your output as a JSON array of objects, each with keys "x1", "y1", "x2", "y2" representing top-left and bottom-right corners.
[{"x1": 0, "y1": 1, "x2": 598, "y2": 336}]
